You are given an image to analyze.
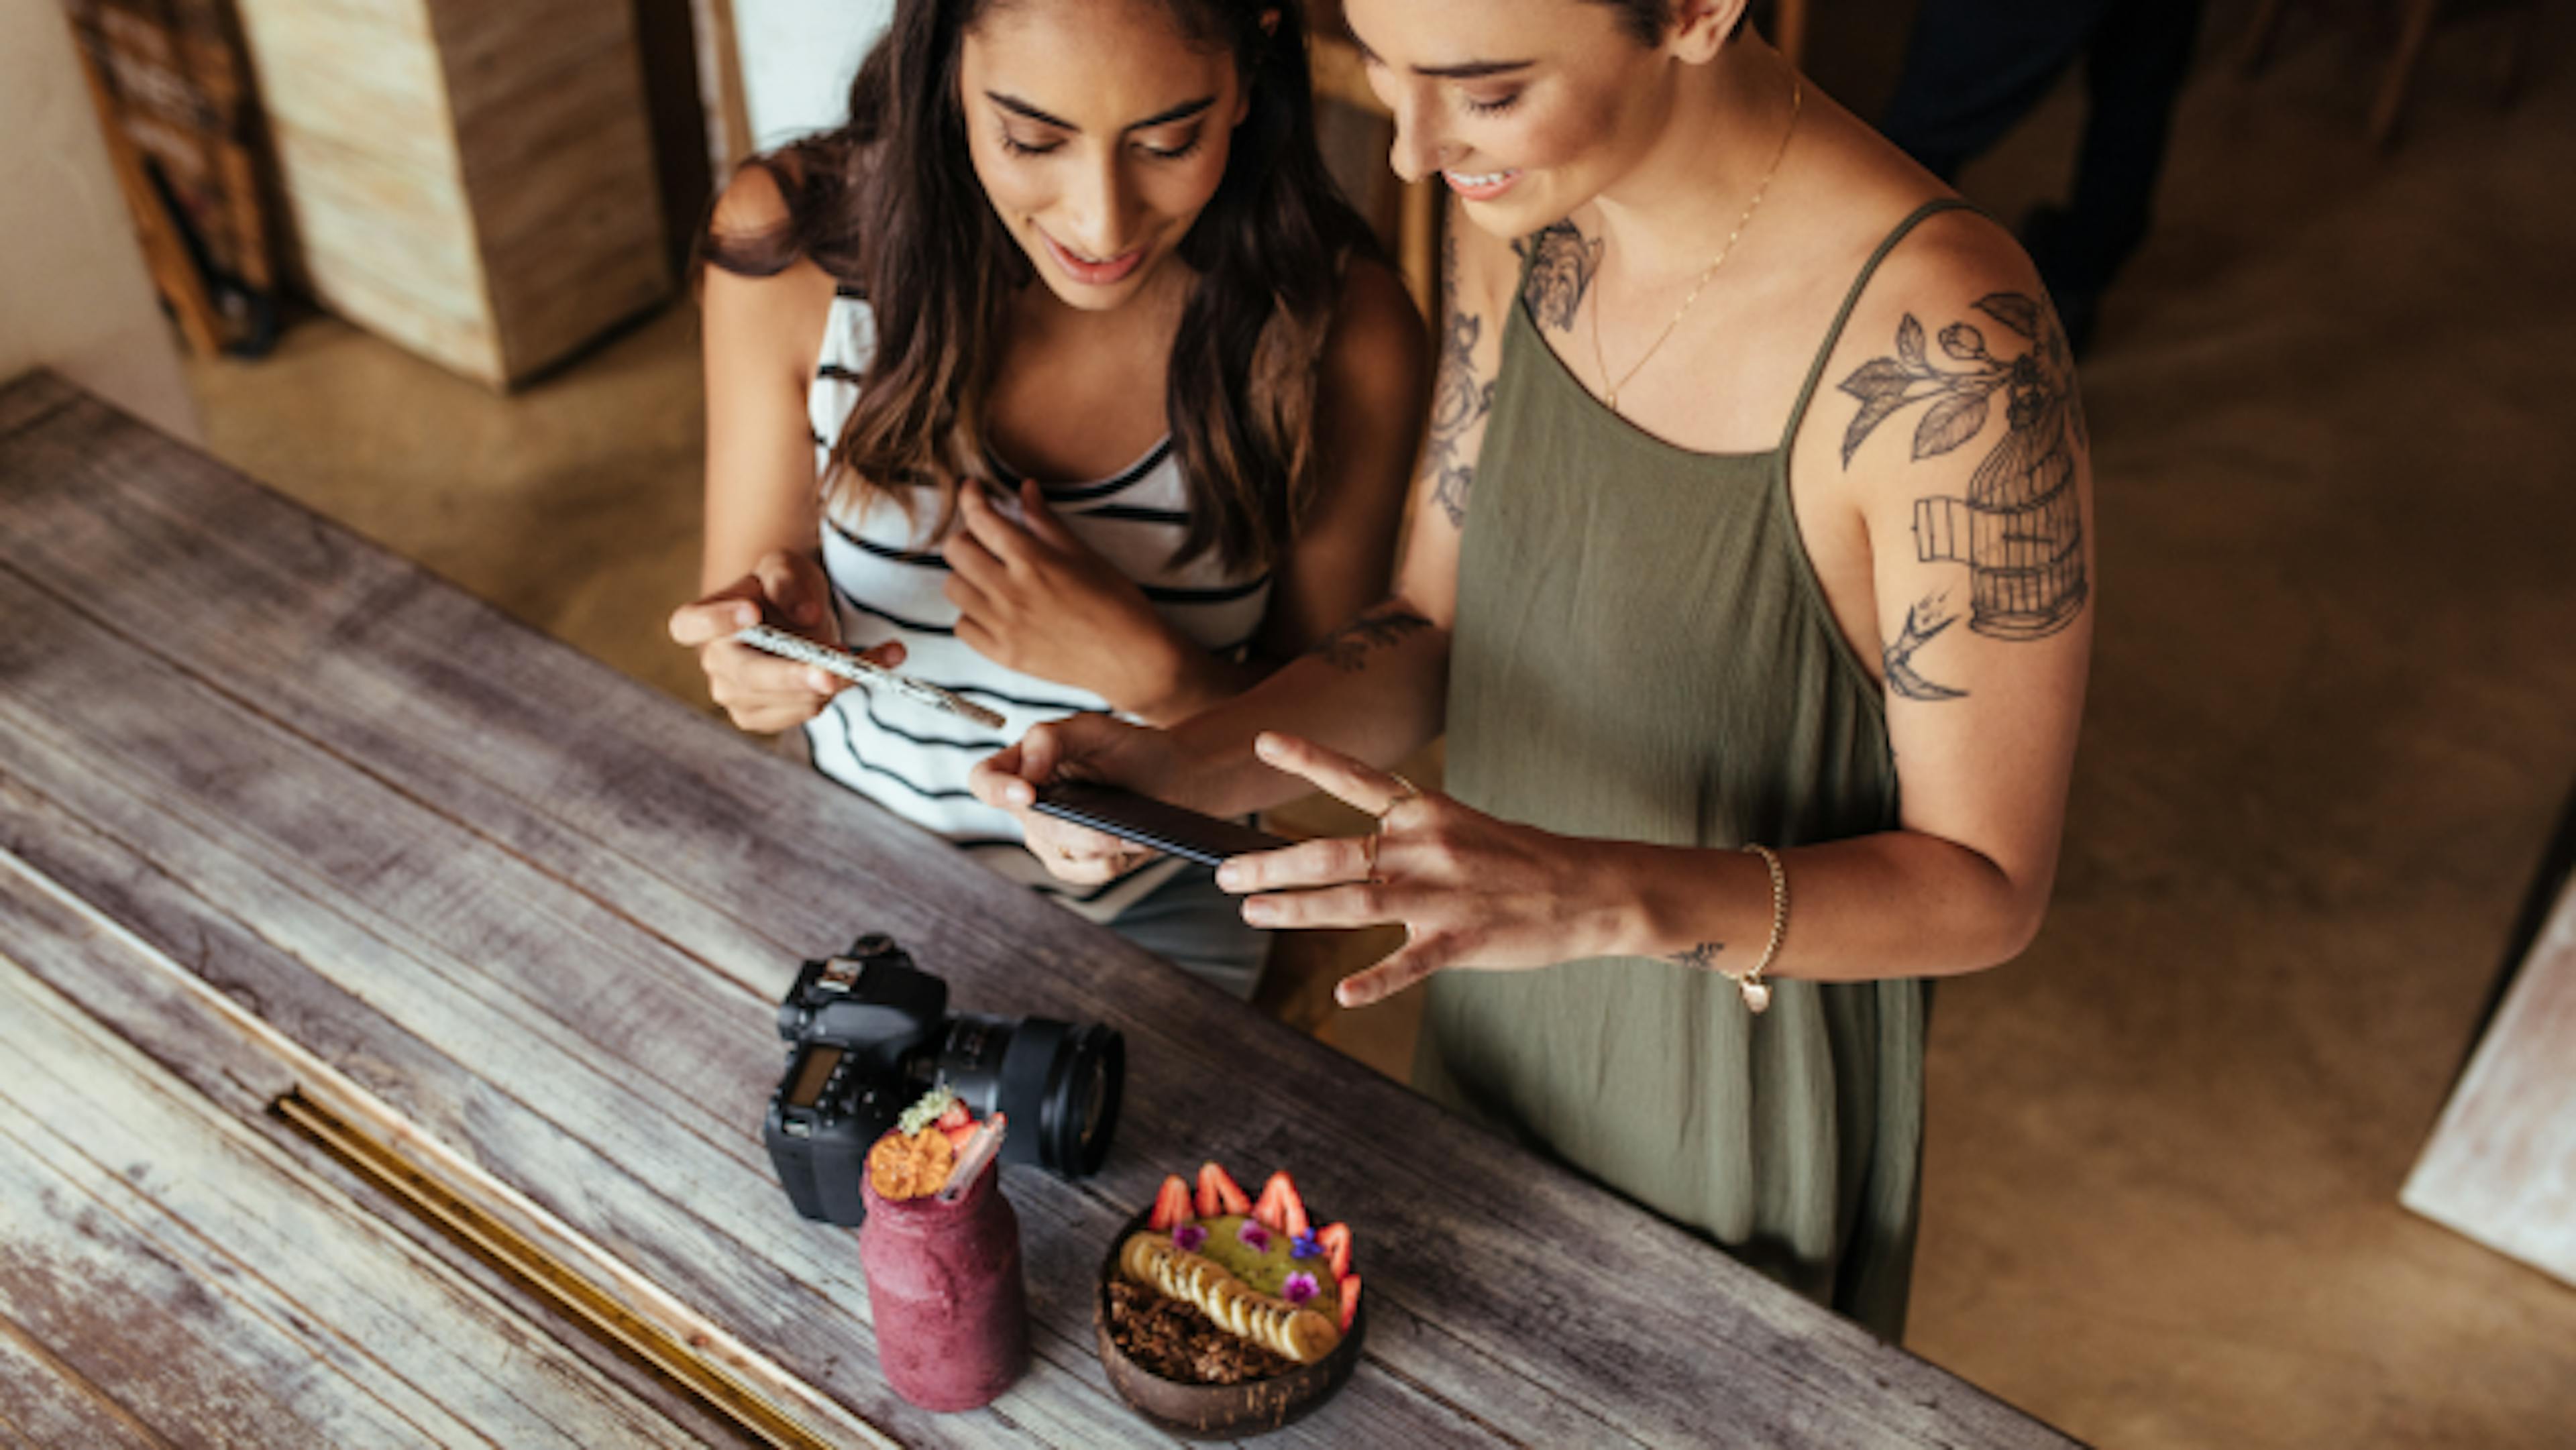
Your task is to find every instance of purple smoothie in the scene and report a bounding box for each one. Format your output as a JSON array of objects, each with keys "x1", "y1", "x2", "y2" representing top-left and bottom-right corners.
[{"x1": 859, "y1": 1153, "x2": 1029, "y2": 1412}]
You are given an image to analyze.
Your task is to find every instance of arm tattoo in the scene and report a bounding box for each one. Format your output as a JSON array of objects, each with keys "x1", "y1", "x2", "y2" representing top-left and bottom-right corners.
[
  {"x1": 1308, "y1": 603, "x2": 1432, "y2": 673},
  {"x1": 1672, "y1": 942, "x2": 1726, "y2": 970},
  {"x1": 1837, "y1": 292, "x2": 2090, "y2": 640},
  {"x1": 1428, "y1": 229, "x2": 1495, "y2": 528},
  {"x1": 1515, "y1": 221, "x2": 1601, "y2": 333},
  {"x1": 1882, "y1": 592, "x2": 1968, "y2": 702}
]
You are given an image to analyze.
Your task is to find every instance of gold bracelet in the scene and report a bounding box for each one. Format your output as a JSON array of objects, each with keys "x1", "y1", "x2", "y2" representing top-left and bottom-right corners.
[{"x1": 1735, "y1": 843, "x2": 1787, "y2": 1015}]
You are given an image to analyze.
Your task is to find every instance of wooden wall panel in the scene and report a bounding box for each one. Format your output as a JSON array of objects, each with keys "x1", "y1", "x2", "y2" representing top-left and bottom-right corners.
[
  {"x1": 227, "y1": 0, "x2": 671, "y2": 387},
  {"x1": 438, "y1": 0, "x2": 669, "y2": 378}
]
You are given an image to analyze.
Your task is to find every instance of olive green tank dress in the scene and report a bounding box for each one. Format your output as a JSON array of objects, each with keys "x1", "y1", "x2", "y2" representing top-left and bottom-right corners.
[{"x1": 1418, "y1": 200, "x2": 1968, "y2": 1341}]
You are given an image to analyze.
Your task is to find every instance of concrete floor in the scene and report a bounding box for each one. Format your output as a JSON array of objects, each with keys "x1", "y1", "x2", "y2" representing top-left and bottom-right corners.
[{"x1": 178, "y1": 9, "x2": 2576, "y2": 1447}]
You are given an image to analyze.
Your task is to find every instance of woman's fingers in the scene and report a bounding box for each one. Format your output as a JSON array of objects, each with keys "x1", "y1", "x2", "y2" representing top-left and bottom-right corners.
[
  {"x1": 1005, "y1": 721, "x2": 1073, "y2": 801},
  {"x1": 979, "y1": 725, "x2": 1161, "y2": 879},
  {"x1": 1334, "y1": 932, "x2": 1466, "y2": 1009},
  {"x1": 1215, "y1": 836, "x2": 1373, "y2": 894},
  {"x1": 753, "y1": 551, "x2": 826, "y2": 629},
  {"x1": 1238, "y1": 881, "x2": 1401, "y2": 931},
  {"x1": 707, "y1": 638, "x2": 841, "y2": 702},
  {"x1": 967, "y1": 742, "x2": 1029, "y2": 810},
  {"x1": 1016, "y1": 478, "x2": 1079, "y2": 550},
  {"x1": 1252, "y1": 732, "x2": 1413, "y2": 816},
  {"x1": 955, "y1": 484, "x2": 1033, "y2": 567},
  {"x1": 669, "y1": 590, "x2": 761, "y2": 647},
  {"x1": 943, "y1": 522, "x2": 1008, "y2": 585},
  {"x1": 943, "y1": 568, "x2": 997, "y2": 623},
  {"x1": 967, "y1": 744, "x2": 1132, "y2": 871}
]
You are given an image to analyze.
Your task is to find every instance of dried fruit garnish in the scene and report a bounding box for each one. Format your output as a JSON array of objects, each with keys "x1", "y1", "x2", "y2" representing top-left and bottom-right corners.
[{"x1": 866, "y1": 1128, "x2": 955, "y2": 1201}]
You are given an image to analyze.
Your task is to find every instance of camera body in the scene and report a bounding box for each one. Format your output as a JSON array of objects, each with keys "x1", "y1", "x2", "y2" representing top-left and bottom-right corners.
[{"x1": 763, "y1": 934, "x2": 1124, "y2": 1227}]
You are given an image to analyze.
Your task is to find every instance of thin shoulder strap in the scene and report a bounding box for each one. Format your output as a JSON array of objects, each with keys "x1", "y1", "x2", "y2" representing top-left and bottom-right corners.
[{"x1": 1778, "y1": 197, "x2": 1978, "y2": 454}]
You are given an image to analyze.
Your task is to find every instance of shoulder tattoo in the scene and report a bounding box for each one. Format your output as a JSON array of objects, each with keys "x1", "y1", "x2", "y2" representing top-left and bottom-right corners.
[
  {"x1": 1515, "y1": 221, "x2": 1601, "y2": 333},
  {"x1": 1882, "y1": 592, "x2": 1968, "y2": 701},
  {"x1": 1427, "y1": 229, "x2": 1496, "y2": 528},
  {"x1": 1839, "y1": 292, "x2": 2090, "y2": 653}
]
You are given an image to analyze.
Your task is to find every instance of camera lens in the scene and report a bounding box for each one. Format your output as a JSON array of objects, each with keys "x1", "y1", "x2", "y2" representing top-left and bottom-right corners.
[
  {"x1": 933, "y1": 1013, "x2": 1123, "y2": 1176},
  {"x1": 1049, "y1": 1024, "x2": 1122, "y2": 1176}
]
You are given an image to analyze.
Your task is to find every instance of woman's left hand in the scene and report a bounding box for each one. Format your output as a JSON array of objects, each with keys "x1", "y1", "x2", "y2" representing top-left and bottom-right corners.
[
  {"x1": 1214, "y1": 732, "x2": 1631, "y2": 1008},
  {"x1": 944, "y1": 480, "x2": 1199, "y2": 717}
]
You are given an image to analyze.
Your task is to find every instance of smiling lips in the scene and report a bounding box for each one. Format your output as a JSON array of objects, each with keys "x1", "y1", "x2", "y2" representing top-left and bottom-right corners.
[
  {"x1": 1040, "y1": 230, "x2": 1146, "y2": 286},
  {"x1": 1442, "y1": 167, "x2": 1521, "y2": 201}
]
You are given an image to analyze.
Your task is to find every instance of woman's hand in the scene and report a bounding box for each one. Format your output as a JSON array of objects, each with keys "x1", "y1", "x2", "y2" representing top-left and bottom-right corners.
[
  {"x1": 943, "y1": 480, "x2": 1211, "y2": 720},
  {"x1": 1214, "y1": 733, "x2": 1631, "y2": 1009},
  {"x1": 669, "y1": 549, "x2": 904, "y2": 733},
  {"x1": 968, "y1": 713, "x2": 1196, "y2": 884}
]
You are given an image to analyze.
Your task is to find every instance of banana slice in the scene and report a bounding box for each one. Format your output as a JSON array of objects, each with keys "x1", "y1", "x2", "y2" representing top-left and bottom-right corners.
[{"x1": 1120, "y1": 1233, "x2": 1341, "y2": 1364}]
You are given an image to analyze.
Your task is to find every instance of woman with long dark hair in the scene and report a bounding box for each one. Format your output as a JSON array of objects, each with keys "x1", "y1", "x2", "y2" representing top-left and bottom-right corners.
[{"x1": 669, "y1": 0, "x2": 1426, "y2": 995}]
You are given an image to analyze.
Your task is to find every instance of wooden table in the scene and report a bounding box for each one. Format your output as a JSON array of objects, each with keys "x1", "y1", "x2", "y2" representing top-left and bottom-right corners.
[{"x1": 0, "y1": 371, "x2": 2074, "y2": 1448}]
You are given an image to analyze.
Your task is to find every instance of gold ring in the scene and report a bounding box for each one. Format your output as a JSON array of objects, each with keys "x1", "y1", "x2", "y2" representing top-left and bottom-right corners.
[{"x1": 1378, "y1": 772, "x2": 1420, "y2": 824}]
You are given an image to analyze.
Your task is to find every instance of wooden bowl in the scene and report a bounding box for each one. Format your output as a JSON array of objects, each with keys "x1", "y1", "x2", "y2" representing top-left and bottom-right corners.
[{"x1": 1093, "y1": 1208, "x2": 1366, "y2": 1440}]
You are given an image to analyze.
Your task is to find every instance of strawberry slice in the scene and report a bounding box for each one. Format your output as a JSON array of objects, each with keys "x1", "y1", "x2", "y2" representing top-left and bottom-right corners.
[
  {"x1": 1195, "y1": 1161, "x2": 1250, "y2": 1219},
  {"x1": 938, "y1": 1120, "x2": 977, "y2": 1150},
  {"x1": 1316, "y1": 1222, "x2": 1352, "y2": 1282},
  {"x1": 1337, "y1": 1273, "x2": 1362, "y2": 1334},
  {"x1": 1148, "y1": 1174, "x2": 1193, "y2": 1232},
  {"x1": 934, "y1": 1097, "x2": 972, "y2": 1132},
  {"x1": 1252, "y1": 1171, "x2": 1311, "y2": 1239}
]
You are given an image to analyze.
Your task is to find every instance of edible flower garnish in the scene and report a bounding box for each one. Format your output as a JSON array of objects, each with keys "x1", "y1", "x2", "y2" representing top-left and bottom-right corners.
[
  {"x1": 897, "y1": 1084, "x2": 961, "y2": 1135},
  {"x1": 1282, "y1": 1272, "x2": 1320, "y2": 1306},
  {"x1": 1236, "y1": 1220, "x2": 1272, "y2": 1253},
  {"x1": 1172, "y1": 1223, "x2": 1208, "y2": 1252},
  {"x1": 1290, "y1": 1229, "x2": 1322, "y2": 1260}
]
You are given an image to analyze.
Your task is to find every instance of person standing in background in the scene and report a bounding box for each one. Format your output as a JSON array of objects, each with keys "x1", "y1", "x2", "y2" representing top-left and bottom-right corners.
[{"x1": 1878, "y1": 0, "x2": 2207, "y2": 353}]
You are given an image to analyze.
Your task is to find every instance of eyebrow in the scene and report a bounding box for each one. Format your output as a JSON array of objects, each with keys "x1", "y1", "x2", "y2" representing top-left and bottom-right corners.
[
  {"x1": 985, "y1": 93, "x2": 1218, "y2": 131},
  {"x1": 1338, "y1": 25, "x2": 1535, "y2": 80}
]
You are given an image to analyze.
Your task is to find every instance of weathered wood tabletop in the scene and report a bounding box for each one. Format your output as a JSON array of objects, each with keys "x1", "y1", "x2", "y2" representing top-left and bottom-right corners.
[{"x1": 0, "y1": 371, "x2": 2077, "y2": 1449}]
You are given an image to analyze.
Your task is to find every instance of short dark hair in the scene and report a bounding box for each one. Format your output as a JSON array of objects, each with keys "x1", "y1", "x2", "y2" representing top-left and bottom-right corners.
[
  {"x1": 1587, "y1": 0, "x2": 1669, "y2": 46},
  {"x1": 1584, "y1": 1, "x2": 1745, "y2": 47}
]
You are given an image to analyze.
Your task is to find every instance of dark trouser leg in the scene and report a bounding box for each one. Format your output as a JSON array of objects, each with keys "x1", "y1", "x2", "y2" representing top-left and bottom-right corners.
[
  {"x1": 2019, "y1": 0, "x2": 2204, "y2": 351},
  {"x1": 2038, "y1": 0, "x2": 2207, "y2": 300},
  {"x1": 1878, "y1": 0, "x2": 2114, "y2": 182}
]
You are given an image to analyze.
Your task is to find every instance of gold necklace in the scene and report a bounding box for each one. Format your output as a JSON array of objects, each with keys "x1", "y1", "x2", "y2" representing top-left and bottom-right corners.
[{"x1": 1591, "y1": 76, "x2": 1803, "y2": 414}]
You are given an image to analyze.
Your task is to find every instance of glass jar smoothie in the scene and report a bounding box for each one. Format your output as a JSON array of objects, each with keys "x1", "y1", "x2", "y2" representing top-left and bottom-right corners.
[{"x1": 859, "y1": 1151, "x2": 1029, "y2": 1411}]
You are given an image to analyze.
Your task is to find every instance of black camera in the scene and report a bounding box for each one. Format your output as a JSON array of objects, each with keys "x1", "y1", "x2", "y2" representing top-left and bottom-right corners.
[{"x1": 763, "y1": 933, "x2": 1125, "y2": 1226}]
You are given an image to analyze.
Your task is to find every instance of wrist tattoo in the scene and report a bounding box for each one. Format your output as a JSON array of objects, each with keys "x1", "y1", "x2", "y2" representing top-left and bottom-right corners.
[
  {"x1": 1309, "y1": 604, "x2": 1432, "y2": 673},
  {"x1": 1838, "y1": 291, "x2": 2090, "y2": 643}
]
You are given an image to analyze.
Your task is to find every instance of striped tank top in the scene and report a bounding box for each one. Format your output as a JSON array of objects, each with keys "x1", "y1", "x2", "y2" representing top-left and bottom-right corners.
[{"x1": 802, "y1": 290, "x2": 1273, "y2": 919}]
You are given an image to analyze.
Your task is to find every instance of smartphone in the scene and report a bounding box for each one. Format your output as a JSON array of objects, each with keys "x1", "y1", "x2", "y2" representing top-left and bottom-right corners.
[
  {"x1": 1030, "y1": 781, "x2": 1291, "y2": 869},
  {"x1": 732, "y1": 623, "x2": 1006, "y2": 730}
]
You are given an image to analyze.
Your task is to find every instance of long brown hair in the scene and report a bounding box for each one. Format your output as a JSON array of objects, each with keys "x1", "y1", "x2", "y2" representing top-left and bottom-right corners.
[{"x1": 702, "y1": 0, "x2": 1378, "y2": 575}]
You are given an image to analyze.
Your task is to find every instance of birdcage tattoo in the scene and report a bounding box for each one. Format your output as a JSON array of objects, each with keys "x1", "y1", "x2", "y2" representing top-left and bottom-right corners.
[
  {"x1": 1837, "y1": 293, "x2": 2088, "y2": 644},
  {"x1": 1912, "y1": 412, "x2": 2086, "y2": 639}
]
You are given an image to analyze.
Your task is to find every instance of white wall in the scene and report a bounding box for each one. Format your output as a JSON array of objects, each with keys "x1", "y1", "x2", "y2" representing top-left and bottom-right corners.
[
  {"x1": 0, "y1": 0, "x2": 199, "y2": 443},
  {"x1": 734, "y1": 0, "x2": 896, "y2": 149}
]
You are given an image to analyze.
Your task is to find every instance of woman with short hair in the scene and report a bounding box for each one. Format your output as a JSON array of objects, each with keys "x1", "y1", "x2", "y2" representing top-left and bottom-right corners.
[{"x1": 981, "y1": 0, "x2": 2094, "y2": 1338}]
